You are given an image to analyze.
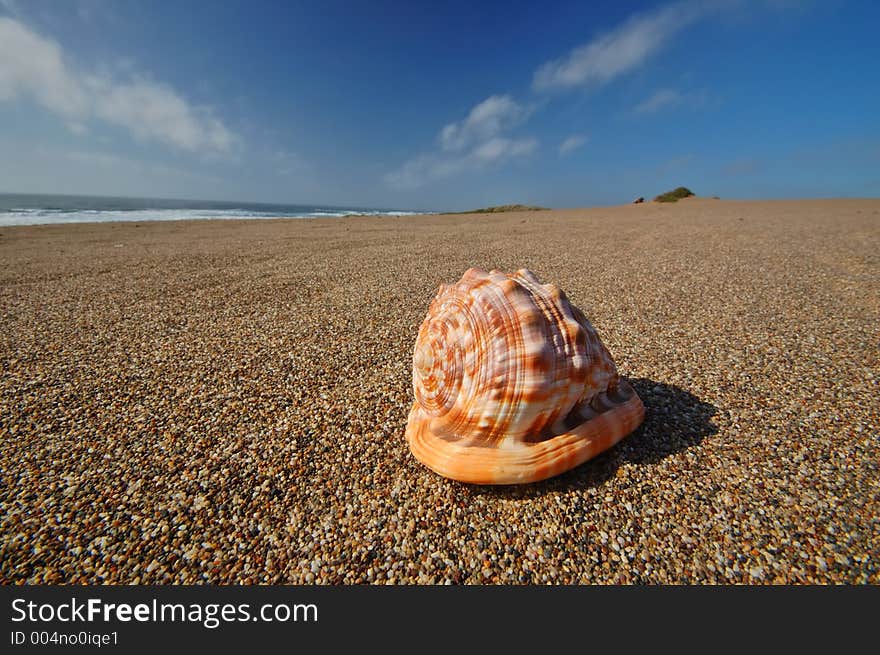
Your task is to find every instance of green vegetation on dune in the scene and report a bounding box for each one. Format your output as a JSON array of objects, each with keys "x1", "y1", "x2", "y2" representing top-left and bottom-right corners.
[{"x1": 653, "y1": 187, "x2": 695, "y2": 202}]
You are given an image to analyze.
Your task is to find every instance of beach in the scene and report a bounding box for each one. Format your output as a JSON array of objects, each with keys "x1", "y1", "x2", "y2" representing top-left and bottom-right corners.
[{"x1": 1, "y1": 197, "x2": 878, "y2": 584}]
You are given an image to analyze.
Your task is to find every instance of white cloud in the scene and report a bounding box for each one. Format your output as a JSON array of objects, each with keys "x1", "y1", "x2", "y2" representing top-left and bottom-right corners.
[
  {"x1": 559, "y1": 134, "x2": 587, "y2": 155},
  {"x1": 384, "y1": 154, "x2": 443, "y2": 190},
  {"x1": 532, "y1": 1, "x2": 715, "y2": 91},
  {"x1": 470, "y1": 137, "x2": 538, "y2": 164},
  {"x1": 633, "y1": 87, "x2": 711, "y2": 115},
  {"x1": 386, "y1": 137, "x2": 537, "y2": 190},
  {"x1": 633, "y1": 88, "x2": 682, "y2": 114},
  {"x1": 0, "y1": 18, "x2": 89, "y2": 116},
  {"x1": 438, "y1": 95, "x2": 528, "y2": 151},
  {"x1": 0, "y1": 17, "x2": 236, "y2": 153},
  {"x1": 387, "y1": 95, "x2": 538, "y2": 189},
  {"x1": 88, "y1": 76, "x2": 235, "y2": 152}
]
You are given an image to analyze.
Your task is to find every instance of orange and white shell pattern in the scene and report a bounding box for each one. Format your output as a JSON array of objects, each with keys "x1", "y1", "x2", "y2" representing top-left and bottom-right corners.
[{"x1": 405, "y1": 267, "x2": 644, "y2": 484}]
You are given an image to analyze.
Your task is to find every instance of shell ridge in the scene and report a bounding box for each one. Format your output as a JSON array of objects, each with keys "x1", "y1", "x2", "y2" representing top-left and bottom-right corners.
[
  {"x1": 512, "y1": 271, "x2": 587, "y2": 431},
  {"x1": 493, "y1": 277, "x2": 528, "y2": 445},
  {"x1": 468, "y1": 275, "x2": 523, "y2": 445}
]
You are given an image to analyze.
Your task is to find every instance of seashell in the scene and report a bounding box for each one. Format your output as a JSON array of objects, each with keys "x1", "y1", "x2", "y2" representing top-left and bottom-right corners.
[{"x1": 405, "y1": 267, "x2": 644, "y2": 484}]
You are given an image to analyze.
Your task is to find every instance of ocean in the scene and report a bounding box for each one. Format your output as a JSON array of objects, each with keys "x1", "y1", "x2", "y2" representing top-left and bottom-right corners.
[{"x1": 0, "y1": 193, "x2": 431, "y2": 226}]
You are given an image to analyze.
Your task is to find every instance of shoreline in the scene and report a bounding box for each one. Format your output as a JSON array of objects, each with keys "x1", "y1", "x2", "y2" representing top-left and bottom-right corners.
[{"x1": 2, "y1": 196, "x2": 878, "y2": 230}]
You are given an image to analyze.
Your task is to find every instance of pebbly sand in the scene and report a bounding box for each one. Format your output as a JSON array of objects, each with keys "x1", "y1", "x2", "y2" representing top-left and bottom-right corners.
[{"x1": 1, "y1": 197, "x2": 878, "y2": 584}]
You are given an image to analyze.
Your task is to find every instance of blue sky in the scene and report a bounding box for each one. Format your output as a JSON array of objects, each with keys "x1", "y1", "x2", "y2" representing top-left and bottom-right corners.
[{"x1": 0, "y1": 0, "x2": 878, "y2": 210}]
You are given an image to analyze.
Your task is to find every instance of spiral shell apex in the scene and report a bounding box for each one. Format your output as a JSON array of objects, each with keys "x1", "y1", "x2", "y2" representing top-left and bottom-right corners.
[{"x1": 405, "y1": 267, "x2": 645, "y2": 484}]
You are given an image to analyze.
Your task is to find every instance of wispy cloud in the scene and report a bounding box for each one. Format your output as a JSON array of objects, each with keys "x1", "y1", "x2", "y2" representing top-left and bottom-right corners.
[
  {"x1": 88, "y1": 76, "x2": 235, "y2": 152},
  {"x1": 559, "y1": 134, "x2": 587, "y2": 155},
  {"x1": 0, "y1": 17, "x2": 236, "y2": 154},
  {"x1": 387, "y1": 95, "x2": 537, "y2": 189},
  {"x1": 438, "y1": 95, "x2": 529, "y2": 152},
  {"x1": 532, "y1": 1, "x2": 717, "y2": 92},
  {"x1": 632, "y1": 87, "x2": 711, "y2": 115},
  {"x1": 386, "y1": 137, "x2": 537, "y2": 190},
  {"x1": 633, "y1": 88, "x2": 682, "y2": 114},
  {"x1": 470, "y1": 137, "x2": 538, "y2": 164}
]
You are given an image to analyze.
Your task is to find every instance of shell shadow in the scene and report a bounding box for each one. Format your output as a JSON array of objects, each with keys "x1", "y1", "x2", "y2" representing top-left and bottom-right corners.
[{"x1": 466, "y1": 378, "x2": 718, "y2": 499}]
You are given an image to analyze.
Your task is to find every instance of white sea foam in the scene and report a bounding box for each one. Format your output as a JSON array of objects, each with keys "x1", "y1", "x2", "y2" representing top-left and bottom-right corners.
[{"x1": 0, "y1": 207, "x2": 427, "y2": 226}]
